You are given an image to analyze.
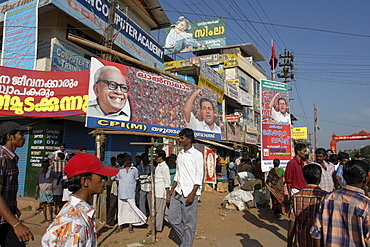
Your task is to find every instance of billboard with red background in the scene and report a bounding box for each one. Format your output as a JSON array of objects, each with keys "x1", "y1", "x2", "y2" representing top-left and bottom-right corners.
[
  {"x1": 0, "y1": 66, "x2": 89, "y2": 117},
  {"x1": 260, "y1": 80, "x2": 292, "y2": 172}
]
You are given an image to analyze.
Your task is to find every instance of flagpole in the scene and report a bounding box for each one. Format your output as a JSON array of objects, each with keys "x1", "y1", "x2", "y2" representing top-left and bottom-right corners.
[
  {"x1": 314, "y1": 105, "x2": 317, "y2": 151},
  {"x1": 271, "y1": 40, "x2": 275, "y2": 81}
]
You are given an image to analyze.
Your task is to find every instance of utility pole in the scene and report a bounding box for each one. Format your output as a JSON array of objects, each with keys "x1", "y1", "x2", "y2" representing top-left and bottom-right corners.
[
  {"x1": 277, "y1": 50, "x2": 294, "y2": 83},
  {"x1": 102, "y1": 0, "x2": 117, "y2": 61}
]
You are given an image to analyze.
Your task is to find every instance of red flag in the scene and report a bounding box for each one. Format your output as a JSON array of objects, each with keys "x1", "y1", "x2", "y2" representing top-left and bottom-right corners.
[
  {"x1": 269, "y1": 40, "x2": 278, "y2": 70},
  {"x1": 314, "y1": 106, "x2": 319, "y2": 130}
]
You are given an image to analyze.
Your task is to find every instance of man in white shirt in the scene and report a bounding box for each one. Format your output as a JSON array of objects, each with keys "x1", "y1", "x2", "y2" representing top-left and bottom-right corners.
[
  {"x1": 182, "y1": 89, "x2": 221, "y2": 133},
  {"x1": 167, "y1": 128, "x2": 204, "y2": 247},
  {"x1": 268, "y1": 92, "x2": 290, "y2": 124},
  {"x1": 48, "y1": 143, "x2": 69, "y2": 161},
  {"x1": 147, "y1": 150, "x2": 170, "y2": 236}
]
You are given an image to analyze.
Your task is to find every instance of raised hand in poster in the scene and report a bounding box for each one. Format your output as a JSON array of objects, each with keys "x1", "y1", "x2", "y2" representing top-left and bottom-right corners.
[
  {"x1": 164, "y1": 16, "x2": 207, "y2": 55},
  {"x1": 182, "y1": 89, "x2": 221, "y2": 134},
  {"x1": 87, "y1": 65, "x2": 131, "y2": 121},
  {"x1": 268, "y1": 92, "x2": 290, "y2": 124}
]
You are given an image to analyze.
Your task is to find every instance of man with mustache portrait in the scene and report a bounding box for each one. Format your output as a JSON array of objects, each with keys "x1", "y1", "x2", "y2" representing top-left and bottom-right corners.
[{"x1": 182, "y1": 89, "x2": 221, "y2": 134}]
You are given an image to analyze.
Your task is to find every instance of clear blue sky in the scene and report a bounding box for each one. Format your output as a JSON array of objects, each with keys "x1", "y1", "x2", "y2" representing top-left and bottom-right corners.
[{"x1": 157, "y1": 0, "x2": 370, "y2": 152}]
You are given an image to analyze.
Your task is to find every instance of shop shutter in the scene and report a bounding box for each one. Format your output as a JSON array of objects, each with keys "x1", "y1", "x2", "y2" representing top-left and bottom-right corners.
[
  {"x1": 63, "y1": 121, "x2": 95, "y2": 155},
  {"x1": 105, "y1": 134, "x2": 146, "y2": 165},
  {"x1": 16, "y1": 132, "x2": 29, "y2": 197}
]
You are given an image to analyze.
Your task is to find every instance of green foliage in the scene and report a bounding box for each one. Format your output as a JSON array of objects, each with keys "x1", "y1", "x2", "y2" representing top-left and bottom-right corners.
[{"x1": 20, "y1": 205, "x2": 32, "y2": 211}]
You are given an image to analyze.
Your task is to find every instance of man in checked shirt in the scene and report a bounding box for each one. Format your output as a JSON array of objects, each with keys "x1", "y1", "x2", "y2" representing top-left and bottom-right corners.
[
  {"x1": 287, "y1": 164, "x2": 327, "y2": 247},
  {"x1": 310, "y1": 160, "x2": 370, "y2": 246},
  {"x1": 0, "y1": 122, "x2": 34, "y2": 246}
]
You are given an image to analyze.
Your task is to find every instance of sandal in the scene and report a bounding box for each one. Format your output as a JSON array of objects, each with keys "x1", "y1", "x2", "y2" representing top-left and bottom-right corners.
[
  {"x1": 113, "y1": 228, "x2": 122, "y2": 234},
  {"x1": 146, "y1": 230, "x2": 152, "y2": 237},
  {"x1": 129, "y1": 227, "x2": 134, "y2": 233},
  {"x1": 40, "y1": 219, "x2": 48, "y2": 224}
]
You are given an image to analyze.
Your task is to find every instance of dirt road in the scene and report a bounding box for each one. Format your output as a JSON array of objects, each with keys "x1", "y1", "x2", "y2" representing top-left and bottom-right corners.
[{"x1": 19, "y1": 191, "x2": 288, "y2": 247}]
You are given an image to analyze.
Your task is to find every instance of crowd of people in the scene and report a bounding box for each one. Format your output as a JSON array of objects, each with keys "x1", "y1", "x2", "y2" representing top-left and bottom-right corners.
[
  {"x1": 1, "y1": 119, "x2": 370, "y2": 247},
  {"x1": 104, "y1": 151, "x2": 177, "y2": 235},
  {"x1": 284, "y1": 143, "x2": 370, "y2": 247},
  {"x1": 222, "y1": 142, "x2": 370, "y2": 247}
]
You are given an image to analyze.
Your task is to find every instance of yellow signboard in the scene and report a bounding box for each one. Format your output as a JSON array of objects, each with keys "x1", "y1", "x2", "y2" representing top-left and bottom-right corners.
[
  {"x1": 198, "y1": 76, "x2": 225, "y2": 103},
  {"x1": 220, "y1": 53, "x2": 238, "y2": 68},
  {"x1": 292, "y1": 127, "x2": 308, "y2": 140},
  {"x1": 227, "y1": 79, "x2": 240, "y2": 87},
  {"x1": 164, "y1": 58, "x2": 194, "y2": 70}
]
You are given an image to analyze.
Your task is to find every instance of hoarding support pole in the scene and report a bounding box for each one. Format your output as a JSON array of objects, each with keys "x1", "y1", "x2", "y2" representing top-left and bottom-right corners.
[
  {"x1": 130, "y1": 139, "x2": 177, "y2": 244},
  {"x1": 102, "y1": 0, "x2": 116, "y2": 61},
  {"x1": 149, "y1": 137, "x2": 156, "y2": 244}
]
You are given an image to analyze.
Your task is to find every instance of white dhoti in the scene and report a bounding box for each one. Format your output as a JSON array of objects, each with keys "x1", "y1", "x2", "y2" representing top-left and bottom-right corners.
[{"x1": 118, "y1": 198, "x2": 147, "y2": 226}]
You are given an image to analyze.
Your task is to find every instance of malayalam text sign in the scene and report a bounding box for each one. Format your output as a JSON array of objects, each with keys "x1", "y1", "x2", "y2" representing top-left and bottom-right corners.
[
  {"x1": 164, "y1": 17, "x2": 225, "y2": 55},
  {"x1": 226, "y1": 115, "x2": 240, "y2": 122},
  {"x1": 261, "y1": 80, "x2": 292, "y2": 172},
  {"x1": 204, "y1": 147, "x2": 216, "y2": 184},
  {"x1": 0, "y1": 65, "x2": 89, "y2": 117}
]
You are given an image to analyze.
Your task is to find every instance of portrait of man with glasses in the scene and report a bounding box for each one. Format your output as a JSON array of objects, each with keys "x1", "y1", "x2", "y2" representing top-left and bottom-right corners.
[{"x1": 87, "y1": 66, "x2": 131, "y2": 121}]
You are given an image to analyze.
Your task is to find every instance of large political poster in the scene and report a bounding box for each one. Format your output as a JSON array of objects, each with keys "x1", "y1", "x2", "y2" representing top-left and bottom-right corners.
[
  {"x1": 86, "y1": 58, "x2": 223, "y2": 141},
  {"x1": 164, "y1": 17, "x2": 226, "y2": 55},
  {"x1": 260, "y1": 80, "x2": 292, "y2": 172},
  {"x1": 1, "y1": 0, "x2": 38, "y2": 69},
  {"x1": 0, "y1": 65, "x2": 89, "y2": 117}
]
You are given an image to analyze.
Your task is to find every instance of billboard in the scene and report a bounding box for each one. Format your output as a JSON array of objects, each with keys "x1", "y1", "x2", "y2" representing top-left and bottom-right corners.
[
  {"x1": 0, "y1": 0, "x2": 36, "y2": 21},
  {"x1": 226, "y1": 115, "x2": 240, "y2": 123},
  {"x1": 292, "y1": 127, "x2": 308, "y2": 140},
  {"x1": 260, "y1": 80, "x2": 292, "y2": 172},
  {"x1": 199, "y1": 59, "x2": 225, "y2": 89},
  {"x1": 204, "y1": 147, "x2": 216, "y2": 184},
  {"x1": 50, "y1": 43, "x2": 90, "y2": 71},
  {"x1": 86, "y1": 58, "x2": 223, "y2": 140},
  {"x1": 198, "y1": 76, "x2": 224, "y2": 103},
  {"x1": 49, "y1": 0, "x2": 164, "y2": 69},
  {"x1": 1, "y1": 0, "x2": 38, "y2": 69},
  {"x1": 0, "y1": 65, "x2": 89, "y2": 117},
  {"x1": 164, "y1": 17, "x2": 226, "y2": 55},
  {"x1": 238, "y1": 88, "x2": 253, "y2": 107}
]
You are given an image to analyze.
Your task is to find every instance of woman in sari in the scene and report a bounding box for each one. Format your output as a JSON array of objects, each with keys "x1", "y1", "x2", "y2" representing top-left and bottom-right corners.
[{"x1": 266, "y1": 159, "x2": 285, "y2": 217}]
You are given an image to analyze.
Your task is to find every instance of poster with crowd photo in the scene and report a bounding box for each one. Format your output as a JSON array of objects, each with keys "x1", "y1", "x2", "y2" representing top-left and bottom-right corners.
[
  {"x1": 85, "y1": 58, "x2": 222, "y2": 141},
  {"x1": 164, "y1": 17, "x2": 226, "y2": 55},
  {"x1": 0, "y1": 65, "x2": 89, "y2": 117},
  {"x1": 260, "y1": 80, "x2": 292, "y2": 172},
  {"x1": 204, "y1": 147, "x2": 216, "y2": 184}
]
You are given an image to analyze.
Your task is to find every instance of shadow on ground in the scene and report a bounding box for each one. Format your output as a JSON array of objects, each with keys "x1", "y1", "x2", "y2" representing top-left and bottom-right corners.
[
  {"x1": 242, "y1": 208, "x2": 287, "y2": 242},
  {"x1": 236, "y1": 233, "x2": 263, "y2": 246}
]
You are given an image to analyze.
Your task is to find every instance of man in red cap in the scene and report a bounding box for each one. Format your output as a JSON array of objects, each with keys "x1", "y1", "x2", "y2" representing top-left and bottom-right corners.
[
  {"x1": 41, "y1": 153, "x2": 119, "y2": 247},
  {"x1": 0, "y1": 121, "x2": 33, "y2": 247}
]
